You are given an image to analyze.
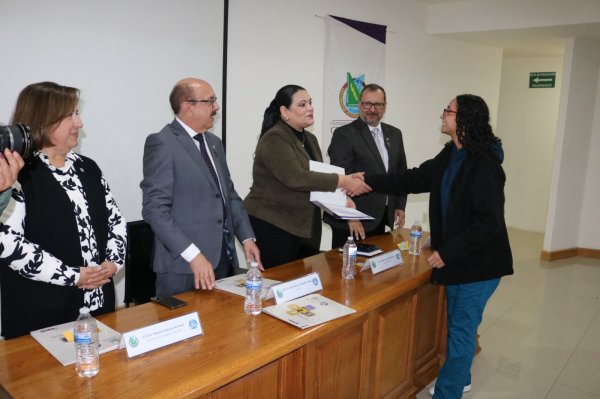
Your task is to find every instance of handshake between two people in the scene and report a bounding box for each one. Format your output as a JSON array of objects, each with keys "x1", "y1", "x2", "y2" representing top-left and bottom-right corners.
[{"x1": 338, "y1": 173, "x2": 372, "y2": 197}]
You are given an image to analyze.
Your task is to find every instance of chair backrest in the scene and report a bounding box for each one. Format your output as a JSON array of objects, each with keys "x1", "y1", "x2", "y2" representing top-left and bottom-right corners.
[{"x1": 124, "y1": 220, "x2": 156, "y2": 306}]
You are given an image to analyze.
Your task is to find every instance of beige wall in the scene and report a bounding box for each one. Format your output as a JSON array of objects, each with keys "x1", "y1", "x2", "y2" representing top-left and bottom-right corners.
[
  {"x1": 544, "y1": 38, "x2": 600, "y2": 252},
  {"x1": 579, "y1": 71, "x2": 600, "y2": 250},
  {"x1": 499, "y1": 56, "x2": 563, "y2": 233},
  {"x1": 227, "y1": 0, "x2": 503, "y2": 241}
]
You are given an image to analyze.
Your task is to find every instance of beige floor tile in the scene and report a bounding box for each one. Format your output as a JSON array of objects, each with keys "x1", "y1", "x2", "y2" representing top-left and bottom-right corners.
[
  {"x1": 491, "y1": 305, "x2": 591, "y2": 348},
  {"x1": 470, "y1": 362, "x2": 555, "y2": 399},
  {"x1": 479, "y1": 296, "x2": 516, "y2": 334},
  {"x1": 578, "y1": 313, "x2": 600, "y2": 355},
  {"x1": 546, "y1": 383, "x2": 600, "y2": 399},
  {"x1": 538, "y1": 271, "x2": 600, "y2": 300},
  {"x1": 509, "y1": 258, "x2": 554, "y2": 285},
  {"x1": 417, "y1": 229, "x2": 600, "y2": 398},
  {"x1": 488, "y1": 277, "x2": 534, "y2": 304},
  {"x1": 558, "y1": 349, "x2": 600, "y2": 395},
  {"x1": 416, "y1": 361, "x2": 555, "y2": 399},
  {"x1": 549, "y1": 261, "x2": 600, "y2": 283},
  {"x1": 511, "y1": 284, "x2": 600, "y2": 323},
  {"x1": 416, "y1": 387, "x2": 431, "y2": 399},
  {"x1": 478, "y1": 324, "x2": 573, "y2": 380}
]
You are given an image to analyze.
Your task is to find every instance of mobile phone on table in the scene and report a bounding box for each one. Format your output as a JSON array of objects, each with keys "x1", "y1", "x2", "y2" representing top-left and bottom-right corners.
[{"x1": 150, "y1": 296, "x2": 187, "y2": 310}]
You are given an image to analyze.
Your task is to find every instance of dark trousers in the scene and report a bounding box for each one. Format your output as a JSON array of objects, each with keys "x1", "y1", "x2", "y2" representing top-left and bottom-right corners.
[
  {"x1": 249, "y1": 215, "x2": 318, "y2": 269},
  {"x1": 330, "y1": 212, "x2": 388, "y2": 249}
]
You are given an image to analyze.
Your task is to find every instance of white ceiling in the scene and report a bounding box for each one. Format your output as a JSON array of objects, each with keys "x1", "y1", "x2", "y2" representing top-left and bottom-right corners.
[
  {"x1": 417, "y1": 0, "x2": 600, "y2": 57},
  {"x1": 440, "y1": 22, "x2": 600, "y2": 57}
]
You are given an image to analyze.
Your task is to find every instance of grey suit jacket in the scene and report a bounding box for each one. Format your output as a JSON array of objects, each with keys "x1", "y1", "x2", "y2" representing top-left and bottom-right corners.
[
  {"x1": 140, "y1": 120, "x2": 254, "y2": 275},
  {"x1": 325, "y1": 118, "x2": 407, "y2": 232}
]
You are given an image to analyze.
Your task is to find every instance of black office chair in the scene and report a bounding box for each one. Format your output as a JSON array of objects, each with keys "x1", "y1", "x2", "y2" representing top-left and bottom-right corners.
[{"x1": 124, "y1": 220, "x2": 156, "y2": 307}]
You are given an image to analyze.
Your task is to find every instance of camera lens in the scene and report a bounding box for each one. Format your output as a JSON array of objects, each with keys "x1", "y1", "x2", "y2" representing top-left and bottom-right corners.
[{"x1": 0, "y1": 124, "x2": 33, "y2": 159}]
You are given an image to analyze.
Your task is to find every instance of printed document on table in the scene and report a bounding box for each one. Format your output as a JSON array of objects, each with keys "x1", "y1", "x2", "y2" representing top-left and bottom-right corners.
[
  {"x1": 215, "y1": 274, "x2": 280, "y2": 299},
  {"x1": 309, "y1": 160, "x2": 374, "y2": 220},
  {"x1": 30, "y1": 319, "x2": 121, "y2": 366},
  {"x1": 262, "y1": 293, "x2": 356, "y2": 329}
]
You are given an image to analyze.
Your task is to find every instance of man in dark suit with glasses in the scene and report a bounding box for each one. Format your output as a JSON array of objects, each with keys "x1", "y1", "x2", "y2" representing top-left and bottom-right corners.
[{"x1": 325, "y1": 83, "x2": 407, "y2": 248}]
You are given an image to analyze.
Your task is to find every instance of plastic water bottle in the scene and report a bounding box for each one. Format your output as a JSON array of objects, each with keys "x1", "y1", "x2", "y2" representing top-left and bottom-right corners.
[
  {"x1": 342, "y1": 236, "x2": 357, "y2": 280},
  {"x1": 244, "y1": 261, "x2": 262, "y2": 315},
  {"x1": 409, "y1": 220, "x2": 422, "y2": 256},
  {"x1": 74, "y1": 308, "x2": 99, "y2": 377}
]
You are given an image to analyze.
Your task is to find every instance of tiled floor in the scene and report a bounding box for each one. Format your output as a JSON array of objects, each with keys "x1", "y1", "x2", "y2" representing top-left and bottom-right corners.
[{"x1": 416, "y1": 228, "x2": 600, "y2": 399}]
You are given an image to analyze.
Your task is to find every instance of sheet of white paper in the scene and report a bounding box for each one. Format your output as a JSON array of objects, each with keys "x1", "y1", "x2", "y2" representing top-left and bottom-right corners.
[
  {"x1": 263, "y1": 293, "x2": 356, "y2": 329},
  {"x1": 30, "y1": 320, "x2": 121, "y2": 366},
  {"x1": 215, "y1": 274, "x2": 280, "y2": 299},
  {"x1": 309, "y1": 161, "x2": 373, "y2": 220},
  {"x1": 309, "y1": 160, "x2": 346, "y2": 206},
  {"x1": 315, "y1": 202, "x2": 374, "y2": 220}
]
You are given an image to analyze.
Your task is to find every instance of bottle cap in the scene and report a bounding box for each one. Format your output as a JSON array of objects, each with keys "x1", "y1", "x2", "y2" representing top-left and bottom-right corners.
[
  {"x1": 79, "y1": 306, "x2": 90, "y2": 315},
  {"x1": 250, "y1": 261, "x2": 258, "y2": 267}
]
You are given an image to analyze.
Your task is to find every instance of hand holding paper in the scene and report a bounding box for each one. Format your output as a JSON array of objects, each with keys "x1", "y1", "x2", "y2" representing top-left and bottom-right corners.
[{"x1": 309, "y1": 161, "x2": 374, "y2": 220}]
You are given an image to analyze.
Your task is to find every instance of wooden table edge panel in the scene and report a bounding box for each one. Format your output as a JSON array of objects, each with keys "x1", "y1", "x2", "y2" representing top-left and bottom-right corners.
[{"x1": 0, "y1": 229, "x2": 444, "y2": 398}]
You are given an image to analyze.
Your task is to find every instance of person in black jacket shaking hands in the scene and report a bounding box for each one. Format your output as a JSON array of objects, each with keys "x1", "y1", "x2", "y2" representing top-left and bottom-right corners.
[{"x1": 355, "y1": 94, "x2": 513, "y2": 399}]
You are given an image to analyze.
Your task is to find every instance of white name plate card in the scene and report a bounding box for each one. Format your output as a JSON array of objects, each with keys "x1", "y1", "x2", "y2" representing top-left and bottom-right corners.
[
  {"x1": 361, "y1": 249, "x2": 403, "y2": 275},
  {"x1": 123, "y1": 312, "x2": 203, "y2": 358},
  {"x1": 272, "y1": 272, "x2": 323, "y2": 304}
]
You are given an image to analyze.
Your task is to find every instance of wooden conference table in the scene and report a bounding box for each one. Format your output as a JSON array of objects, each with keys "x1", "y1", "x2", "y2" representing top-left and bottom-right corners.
[{"x1": 0, "y1": 229, "x2": 445, "y2": 399}]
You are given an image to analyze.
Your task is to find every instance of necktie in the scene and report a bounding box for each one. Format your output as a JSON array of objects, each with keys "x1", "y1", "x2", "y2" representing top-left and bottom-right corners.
[
  {"x1": 194, "y1": 134, "x2": 234, "y2": 264},
  {"x1": 372, "y1": 127, "x2": 389, "y2": 172},
  {"x1": 194, "y1": 133, "x2": 222, "y2": 193}
]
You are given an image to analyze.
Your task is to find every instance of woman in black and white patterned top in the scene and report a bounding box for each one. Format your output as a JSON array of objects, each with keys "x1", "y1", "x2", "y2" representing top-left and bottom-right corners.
[{"x1": 0, "y1": 82, "x2": 127, "y2": 339}]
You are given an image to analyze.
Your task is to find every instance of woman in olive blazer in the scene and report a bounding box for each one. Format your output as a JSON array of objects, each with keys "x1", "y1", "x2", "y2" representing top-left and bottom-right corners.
[{"x1": 244, "y1": 85, "x2": 365, "y2": 268}]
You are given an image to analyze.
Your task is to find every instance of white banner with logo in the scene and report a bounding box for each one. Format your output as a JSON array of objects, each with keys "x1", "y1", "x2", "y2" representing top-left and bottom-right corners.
[{"x1": 322, "y1": 15, "x2": 387, "y2": 152}]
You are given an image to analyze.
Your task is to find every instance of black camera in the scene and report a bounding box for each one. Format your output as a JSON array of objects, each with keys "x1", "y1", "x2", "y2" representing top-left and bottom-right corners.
[{"x1": 0, "y1": 124, "x2": 33, "y2": 159}]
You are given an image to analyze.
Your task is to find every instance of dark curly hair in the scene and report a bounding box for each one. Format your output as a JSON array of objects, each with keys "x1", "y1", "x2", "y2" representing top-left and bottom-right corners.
[{"x1": 454, "y1": 94, "x2": 502, "y2": 162}]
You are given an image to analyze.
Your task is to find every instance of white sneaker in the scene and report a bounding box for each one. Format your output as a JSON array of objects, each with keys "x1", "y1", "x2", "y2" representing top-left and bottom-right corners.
[{"x1": 428, "y1": 384, "x2": 472, "y2": 396}]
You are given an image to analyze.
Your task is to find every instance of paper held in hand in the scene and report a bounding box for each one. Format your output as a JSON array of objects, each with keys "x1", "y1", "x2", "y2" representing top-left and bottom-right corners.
[{"x1": 309, "y1": 160, "x2": 374, "y2": 220}]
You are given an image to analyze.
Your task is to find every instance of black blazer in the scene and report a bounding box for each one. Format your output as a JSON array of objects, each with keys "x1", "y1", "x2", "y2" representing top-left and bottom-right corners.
[
  {"x1": 366, "y1": 144, "x2": 513, "y2": 285},
  {"x1": 325, "y1": 118, "x2": 407, "y2": 232}
]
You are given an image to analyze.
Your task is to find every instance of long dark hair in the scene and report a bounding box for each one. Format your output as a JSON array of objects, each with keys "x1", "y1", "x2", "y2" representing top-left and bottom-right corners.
[
  {"x1": 455, "y1": 94, "x2": 502, "y2": 161},
  {"x1": 260, "y1": 84, "x2": 305, "y2": 137}
]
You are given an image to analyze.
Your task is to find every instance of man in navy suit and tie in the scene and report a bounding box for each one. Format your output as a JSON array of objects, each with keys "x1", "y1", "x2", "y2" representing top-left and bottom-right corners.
[
  {"x1": 325, "y1": 84, "x2": 407, "y2": 248},
  {"x1": 141, "y1": 78, "x2": 261, "y2": 296}
]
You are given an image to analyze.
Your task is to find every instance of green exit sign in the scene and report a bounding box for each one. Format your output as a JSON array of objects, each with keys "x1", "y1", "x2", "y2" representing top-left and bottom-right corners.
[{"x1": 529, "y1": 72, "x2": 556, "y2": 88}]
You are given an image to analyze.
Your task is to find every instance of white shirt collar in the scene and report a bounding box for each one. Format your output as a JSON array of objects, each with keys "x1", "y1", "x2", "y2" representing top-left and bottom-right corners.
[
  {"x1": 369, "y1": 123, "x2": 382, "y2": 133},
  {"x1": 176, "y1": 117, "x2": 201, "y2": 140}
]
